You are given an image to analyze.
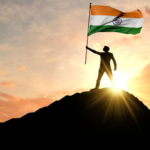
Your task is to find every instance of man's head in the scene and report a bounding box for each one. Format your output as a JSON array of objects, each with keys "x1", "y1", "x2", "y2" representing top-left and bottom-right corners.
[{"x1": 103, "y1": 46, "x2": 109, "y2": 52}]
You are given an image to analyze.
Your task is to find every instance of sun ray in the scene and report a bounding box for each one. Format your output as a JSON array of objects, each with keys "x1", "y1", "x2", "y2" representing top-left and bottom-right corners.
[{"x1": 119, "y1": 91, "x2": 142, "y2": 131}]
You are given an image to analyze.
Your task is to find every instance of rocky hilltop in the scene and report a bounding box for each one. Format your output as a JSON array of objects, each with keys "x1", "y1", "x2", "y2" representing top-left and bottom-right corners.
[{"x1": 1, "y1": 88, "x2": 150, "y2": 146}]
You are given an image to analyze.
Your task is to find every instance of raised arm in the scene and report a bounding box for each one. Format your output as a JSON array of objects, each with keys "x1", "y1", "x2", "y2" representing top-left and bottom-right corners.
[
  {"x1": 111, "y1": 54, "x2": 117, "y2": 71},
  {"x1": 86, "y1": 46, "x2": 101, "y2": 55}
]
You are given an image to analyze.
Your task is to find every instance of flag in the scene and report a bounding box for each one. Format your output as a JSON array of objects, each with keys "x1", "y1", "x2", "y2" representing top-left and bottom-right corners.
[{"x1": 88, "y1": 5, "x2": 143, "y2": 36}]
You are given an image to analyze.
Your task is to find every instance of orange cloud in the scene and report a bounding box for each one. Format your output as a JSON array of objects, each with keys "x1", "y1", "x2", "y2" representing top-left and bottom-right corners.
[
  {"x1": 117, "y1": 35, "x2": 142, "y2": 45},
  {"x1": 0, "y1": 91, "x2": 19, "y2": 101},
  {"x1": 0, "y1": 82, "x2": 15, "y2": 89},
  {"x1": 0, "y1": 91, "x2": 54, "y2": 123},
  {"x1": 19, "y1": 65, "x2": 26, "y2": 70},
  {"x1": 145, "y1": 7, "x2": 150, "y2": 15}
]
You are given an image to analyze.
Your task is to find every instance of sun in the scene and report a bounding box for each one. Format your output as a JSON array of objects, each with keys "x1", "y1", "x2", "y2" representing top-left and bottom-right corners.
[
  {"x1": 113, "y1": 72, "x2": 128, "y2": 90},
  {"x1": 102, "y1": 71, "x2": 128, "y2": 91}
]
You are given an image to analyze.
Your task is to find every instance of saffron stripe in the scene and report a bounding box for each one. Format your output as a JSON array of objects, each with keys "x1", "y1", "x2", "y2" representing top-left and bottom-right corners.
[{"x1": 91, "y1": 5, "x2": 143, "y2": 18}]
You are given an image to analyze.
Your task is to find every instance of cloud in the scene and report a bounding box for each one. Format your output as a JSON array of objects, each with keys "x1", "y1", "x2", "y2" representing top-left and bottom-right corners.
[
  {"x1": 0, "y1": 81, "x2": 15, "y2": 89},
  {"x1": 127, "y1": 63, "x2": 150, "y2": 85},
  {"x1": 0, "y1": 91, "x2": 54, "y2": 122},
  {"x1": 115, "y1": 35, "x2": 142, "y2": 45},
  {"x1": 145, "y1": 6, "x2": 150, "y2": 15},
  {"x1": 127, "y1": 63, "x2": 150, "y2": 101},
  {"x1": 19, "y1": 65, "x2": 26, "y2": 70},
  {"x1": 133, "y1": 63, "x2": 150, "y2": 83},
  {"x1": 0, "y1": 85, "x2": 87, "y2": 123}
]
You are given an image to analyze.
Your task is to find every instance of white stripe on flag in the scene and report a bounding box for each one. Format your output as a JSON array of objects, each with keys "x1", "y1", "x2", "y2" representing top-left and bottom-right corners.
[{"x1": 90, "y1": 15, "x2": 144, "y2": 28}]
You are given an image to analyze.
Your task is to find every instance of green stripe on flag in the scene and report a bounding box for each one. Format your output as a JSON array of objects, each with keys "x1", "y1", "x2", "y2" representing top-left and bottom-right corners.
[{"x1": 88, "y1": 25, "x2": 142, "y2": 36}]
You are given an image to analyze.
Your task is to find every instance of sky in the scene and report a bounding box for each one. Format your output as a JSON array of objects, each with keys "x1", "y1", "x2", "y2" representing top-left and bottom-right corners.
[{"x1": 0, "y1": 0, "x2": 150, "y2": 122}]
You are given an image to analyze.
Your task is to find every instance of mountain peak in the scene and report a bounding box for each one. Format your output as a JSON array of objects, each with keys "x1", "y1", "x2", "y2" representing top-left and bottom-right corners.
[{"x1": 1, "y1": 88, "x2": 150, "y2": 144}]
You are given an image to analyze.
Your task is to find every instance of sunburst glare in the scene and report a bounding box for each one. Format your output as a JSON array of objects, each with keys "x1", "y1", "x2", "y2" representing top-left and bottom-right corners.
[
  {"x1": 103, "y1": 72, "x2": 128, "y2": 92},
  {"x1": 113, "y1": 72, "x2": 128, "y2": 90}
]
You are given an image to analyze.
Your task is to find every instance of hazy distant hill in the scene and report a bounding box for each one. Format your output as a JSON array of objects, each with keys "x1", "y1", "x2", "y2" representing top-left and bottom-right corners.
[{"x1": 1, "y1": 88, "x2": 150, "y2": 146}]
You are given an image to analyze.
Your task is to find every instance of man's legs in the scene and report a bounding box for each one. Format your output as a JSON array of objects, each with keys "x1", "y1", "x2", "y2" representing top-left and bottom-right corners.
[
  {"x1": 95, "y1": 67, "x2": 104, "y2": 89},
  {"x1": 106, "y1": 68, "x2": 115, "y2": 87}
]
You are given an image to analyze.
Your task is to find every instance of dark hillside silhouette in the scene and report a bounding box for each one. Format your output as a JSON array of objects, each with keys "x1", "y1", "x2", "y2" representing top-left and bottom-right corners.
[{"x1": 1, "y1": 88, "x2": 150, "y2": 146}]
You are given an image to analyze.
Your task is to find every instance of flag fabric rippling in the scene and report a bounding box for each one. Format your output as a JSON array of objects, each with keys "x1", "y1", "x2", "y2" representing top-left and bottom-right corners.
[{"x1": 88, "y1": 5, "x2": 143, "y2": 36}]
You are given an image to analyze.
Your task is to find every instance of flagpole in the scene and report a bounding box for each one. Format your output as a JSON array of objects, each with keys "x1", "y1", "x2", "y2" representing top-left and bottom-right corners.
[{"x1": 85, "y1": 2, "x2": 91, "y2": 64}]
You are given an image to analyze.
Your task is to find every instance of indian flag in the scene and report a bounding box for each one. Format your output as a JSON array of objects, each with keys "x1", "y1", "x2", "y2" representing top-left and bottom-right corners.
[{"x1": 88, "y1": 5, "x2": 143, "y2": 36}]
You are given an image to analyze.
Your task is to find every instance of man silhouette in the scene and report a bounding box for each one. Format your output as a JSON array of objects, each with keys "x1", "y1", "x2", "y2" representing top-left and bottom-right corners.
[{"x1": 86, "y1": 46, "x2": 117, "y2": 89}]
